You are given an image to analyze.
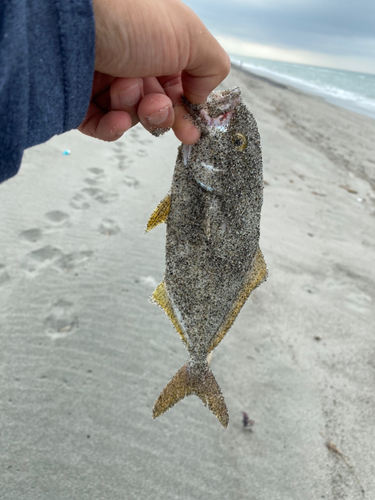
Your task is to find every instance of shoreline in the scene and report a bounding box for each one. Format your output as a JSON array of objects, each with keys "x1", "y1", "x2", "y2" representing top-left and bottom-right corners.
[
  {"x1": 227, "y1": 64, "x2": 375, "y2": 190},
  {"x1": 231, "y1": 59, "x2": 375, "y2": 122}
]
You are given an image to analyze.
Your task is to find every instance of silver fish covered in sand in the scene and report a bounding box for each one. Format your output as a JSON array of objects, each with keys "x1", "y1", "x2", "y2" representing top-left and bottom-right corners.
[{"x1": 146, "y1": 87, "x2": 267, "y2": 427}]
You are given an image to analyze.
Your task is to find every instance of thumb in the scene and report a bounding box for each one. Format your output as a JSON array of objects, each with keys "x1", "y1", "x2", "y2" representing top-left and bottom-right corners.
[{"x1": 181, "y1": 30, "x2": 231, "y2": 104}]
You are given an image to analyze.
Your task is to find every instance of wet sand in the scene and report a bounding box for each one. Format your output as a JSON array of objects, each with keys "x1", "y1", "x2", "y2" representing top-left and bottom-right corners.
[{"x1": 1, "y1": 66, "x2": 375, "y2": 499}]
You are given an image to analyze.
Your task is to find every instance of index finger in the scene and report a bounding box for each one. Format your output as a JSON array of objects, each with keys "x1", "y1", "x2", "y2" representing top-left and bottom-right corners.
[{"x1": 157, "y1": 74, "x2": 201, "y2": 144}]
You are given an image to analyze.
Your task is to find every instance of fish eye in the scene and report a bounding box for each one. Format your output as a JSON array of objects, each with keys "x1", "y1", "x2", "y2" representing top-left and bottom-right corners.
[{"x1": 232, "y1": 133, "x2": 247, "y2": 151}]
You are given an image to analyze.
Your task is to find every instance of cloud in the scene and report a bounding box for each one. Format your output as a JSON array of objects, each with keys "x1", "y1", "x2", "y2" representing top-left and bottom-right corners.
[
  {"x1": 185, "y1": 0, "x2": 375, "y2": 72},
  {"x1": 215, "y1": 34, "x2": 375, "y2": 74}
]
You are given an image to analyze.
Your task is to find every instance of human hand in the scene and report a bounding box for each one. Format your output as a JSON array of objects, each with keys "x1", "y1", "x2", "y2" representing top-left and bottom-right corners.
[{"x1": 78, "y1": 0, "x2": 230, "y2": 144}]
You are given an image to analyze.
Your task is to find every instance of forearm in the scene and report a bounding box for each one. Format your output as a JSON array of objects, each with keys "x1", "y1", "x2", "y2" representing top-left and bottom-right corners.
[{"x1": 0, "y1": 0, "x2": 95, "y2": 184}]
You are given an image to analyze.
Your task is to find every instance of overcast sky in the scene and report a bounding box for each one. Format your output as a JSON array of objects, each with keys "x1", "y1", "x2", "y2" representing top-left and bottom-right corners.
[{"x1": 185, "y1": 0, "x2": 375, "y2": 73}]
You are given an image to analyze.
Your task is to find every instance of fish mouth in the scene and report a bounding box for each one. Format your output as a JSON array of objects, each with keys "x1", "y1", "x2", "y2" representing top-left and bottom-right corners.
[
  {"x1": 206, "y1": 87, "x2": 242, "y2": 116},
  {"x1": 200, "y1": 109, "x2": 233, "y2": 129},
  {"x1": 182, "y1": 87, "x2": 242, "y2": 130}
]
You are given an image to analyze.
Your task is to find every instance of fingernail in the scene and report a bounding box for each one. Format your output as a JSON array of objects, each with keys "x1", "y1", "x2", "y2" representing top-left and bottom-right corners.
[
  {"x1": 146, "y1": 106, "x2": 171, "y2": 126},
  {"x1": 119, "y1": 84, "x2": 141, "y2": 107}
]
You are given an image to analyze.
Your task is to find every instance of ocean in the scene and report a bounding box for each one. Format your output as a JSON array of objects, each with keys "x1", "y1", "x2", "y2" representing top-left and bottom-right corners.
[{"x1": 230, "y1": 55, "x2": 375, "y2": 121}]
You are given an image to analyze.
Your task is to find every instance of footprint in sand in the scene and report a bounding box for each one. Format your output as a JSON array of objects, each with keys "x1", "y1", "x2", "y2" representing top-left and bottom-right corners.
[
  {"x1": 45, "y1": 211, "x2": 69, "y2": 223},
  {"x1": 114, "y1": 151, "x2": 135, "y2": 170},
  {"x1": 44, "y1": 299, "x2": 78, "y2": 339},
  {"x1": 115, "y1": 153, "x2": 131, "y2": 171},
  {"x1": 22, "y1": 246, "x2": 63, "y2": 272},
  {"x1": 55, "y1": 251, "x2": 93, "y2": 272},
  {"x1": 81, "y1": 187, "x2": 102, "y2": 198},
  {"x1": 121, "y1": 158, "x2": 134, "y2": 171},
  {"x1": 123, "y1": 176, "x2": 139, "y2": 188},
  {"x1": 22, "y1": 246, "x2": 92, "y2": 273},
  {"x1": 87, "y1": 167, "x2": 104, "y2": 176},
  {"x1": 19, "y1": 228, "x2": 43, "y2": 243},
  {"x1": 139, "y1": 138, "x2": 153, "y2": 145},
  {"x1": 0, "y1": 264, "x2": 10, "y2": 285},
  {"x1": 84, "y1": 178, "x2": 99, "y2": 186},
  {"x1": 81, "y1": 187, "x2": 118, "y2": 204},
  {"x1": 129, "y1": 129, "x2": 140, "y2": 139},
  {"x1": 99, "y1": 219, "x2": 120, "y2": 236},
  {"x1": 45, "y1": 211, "x2": 70, "y2": 228},
  {"x1": 86, "y1": 167, "x2": 105, "y2": 184},
  {"x1": 136, "y1": 149, "x2": 148, "y2": 157},
  {"x1": 70, "y1": 192, "x2": 90, "y2": 210}
]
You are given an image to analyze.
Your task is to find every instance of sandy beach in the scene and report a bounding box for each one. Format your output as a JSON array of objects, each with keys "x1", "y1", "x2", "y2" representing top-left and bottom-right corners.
[{"x1": 1, "y1": 65, "x2": 375, "y2": 499}]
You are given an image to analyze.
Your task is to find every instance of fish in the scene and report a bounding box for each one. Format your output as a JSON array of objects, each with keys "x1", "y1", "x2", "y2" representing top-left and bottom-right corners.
[{"x1": 146, "y1": 87, "x2": 267, "y2": 428}]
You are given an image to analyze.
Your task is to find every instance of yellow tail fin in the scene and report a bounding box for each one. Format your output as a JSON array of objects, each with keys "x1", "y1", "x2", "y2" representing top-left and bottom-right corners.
[{"x1": 152, "y1": 361, "x2": 229, "y2": 428}]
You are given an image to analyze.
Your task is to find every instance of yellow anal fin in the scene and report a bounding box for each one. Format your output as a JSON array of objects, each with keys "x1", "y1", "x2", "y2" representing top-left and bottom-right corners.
[
  {"x1": 208, "y1": 246, "x2": 268, "y2": 353},
  {"x1": 150, "y1": 281, "x2": 188, "y2": 348},
  {"x1": 146, "y1": 193, "x2": 171, "y2": 232},
  {"x1": 152, "y1": 361, "x2": 229, "y2": 428}
]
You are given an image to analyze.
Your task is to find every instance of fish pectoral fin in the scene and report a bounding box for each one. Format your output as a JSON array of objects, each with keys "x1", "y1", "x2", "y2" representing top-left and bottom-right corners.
[
  {"x1": 146, "y1": 193, "x2": 171, "y2": 232},
  {"x1": 152, "y1": 361, "x2": 229, "y2": 428},
  {"x1": 150, "y1": 281, "x2": 188, "y2": 348},
  {"x1": 208, "y1": 246, "x2": 268, "y2": 353}
]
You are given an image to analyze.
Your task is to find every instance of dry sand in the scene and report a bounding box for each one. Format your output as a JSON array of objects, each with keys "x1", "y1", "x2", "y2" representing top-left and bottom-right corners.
[{"x1": 1, "y1": 66, "x2": 375, "y2": 500}]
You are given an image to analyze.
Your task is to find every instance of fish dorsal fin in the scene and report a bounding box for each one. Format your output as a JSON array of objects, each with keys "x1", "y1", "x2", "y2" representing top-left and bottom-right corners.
[
  {"x1": 146, "y1": 193, "x2": 171, "y2": 232},
  {"x1": 150, "y1": 281, "x2": 188, "y2": 348},
  {"x1": 207, "y1": 246, "x2": 268, "y2": 353}
]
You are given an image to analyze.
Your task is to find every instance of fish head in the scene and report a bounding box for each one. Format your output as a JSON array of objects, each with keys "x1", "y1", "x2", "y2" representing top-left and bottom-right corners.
[{"x1": 181, "y1": 87, "x2": 262, "y2": 196}]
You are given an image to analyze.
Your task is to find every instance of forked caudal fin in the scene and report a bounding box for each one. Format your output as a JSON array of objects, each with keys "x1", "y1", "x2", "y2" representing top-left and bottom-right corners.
[{"x1": 152, "y1": 361, "x2": 229, "y2": 428}]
